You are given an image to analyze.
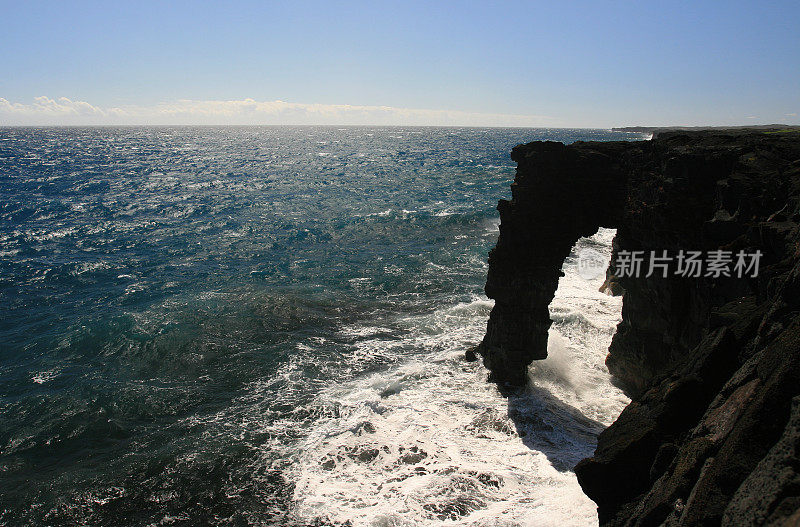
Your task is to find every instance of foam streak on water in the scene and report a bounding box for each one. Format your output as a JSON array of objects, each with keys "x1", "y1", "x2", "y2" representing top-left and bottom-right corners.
[{"x1": 290, "y1": 228, "x2": 628, "y2": 526}]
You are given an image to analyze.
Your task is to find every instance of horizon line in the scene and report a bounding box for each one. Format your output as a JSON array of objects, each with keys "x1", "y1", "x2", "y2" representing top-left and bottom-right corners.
[
  {"x1": 0, "y1": 123, "x2": 794, "y2": 130},
  {"x1": 2, "y1": 96, "x2": 794, "y2": 129}
]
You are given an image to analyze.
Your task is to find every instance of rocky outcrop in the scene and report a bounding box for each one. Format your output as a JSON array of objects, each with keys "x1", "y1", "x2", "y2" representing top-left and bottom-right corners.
[
  {"x1": 479, "y1": 140, "x2": 636, "y2": 385},
  {"x1": 479, "y1": 129, "x2": 800, "y2": 525}
]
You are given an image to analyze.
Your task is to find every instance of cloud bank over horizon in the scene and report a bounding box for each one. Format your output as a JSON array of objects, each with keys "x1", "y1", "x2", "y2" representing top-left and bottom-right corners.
[{"x1": 0, "y1": 96, "x2": 557, "y2": 127}]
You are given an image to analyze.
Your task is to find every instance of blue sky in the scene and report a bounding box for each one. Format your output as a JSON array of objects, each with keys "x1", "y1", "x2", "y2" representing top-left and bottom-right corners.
[{"x1": 1, "y1": 0, "x2": 798, "y2": 126}]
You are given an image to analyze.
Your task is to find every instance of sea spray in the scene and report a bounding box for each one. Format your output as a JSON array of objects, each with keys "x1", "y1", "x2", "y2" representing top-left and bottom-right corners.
[{"x1": 291, "y1": 229, "x2": 628, "y2": 526}]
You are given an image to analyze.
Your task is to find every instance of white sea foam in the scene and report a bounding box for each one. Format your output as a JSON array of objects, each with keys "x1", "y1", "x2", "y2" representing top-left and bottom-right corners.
[
  {"x1": 31, "y1": 369, "x2": 60, "y2": 384},
  {"x1": 71, "y1": 260, "x2": 110, "y2": 276},
  {"x1": 290, "y1": 228, "x2": 628, "y2": 526}
]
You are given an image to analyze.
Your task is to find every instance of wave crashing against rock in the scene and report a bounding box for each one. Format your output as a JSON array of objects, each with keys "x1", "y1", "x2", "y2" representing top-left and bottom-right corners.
[{"x1": 478, "y1": 129, "x2": 800, "y2": 525}]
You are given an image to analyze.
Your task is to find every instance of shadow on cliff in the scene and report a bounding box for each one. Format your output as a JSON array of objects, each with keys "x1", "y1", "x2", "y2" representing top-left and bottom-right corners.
[{"x1": 503, "y1": 384, "x2": 606, "y2": 472}]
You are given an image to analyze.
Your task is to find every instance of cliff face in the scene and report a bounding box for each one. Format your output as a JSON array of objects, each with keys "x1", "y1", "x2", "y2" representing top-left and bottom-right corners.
[{"x1": 479, "y1": 130, "x2": 800, "y2": 525}]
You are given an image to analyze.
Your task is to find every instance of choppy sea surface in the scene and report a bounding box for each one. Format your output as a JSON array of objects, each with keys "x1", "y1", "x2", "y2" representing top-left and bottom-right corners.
[{"x1": 0, "y1": 127, "x2": 642, "y2": 526}]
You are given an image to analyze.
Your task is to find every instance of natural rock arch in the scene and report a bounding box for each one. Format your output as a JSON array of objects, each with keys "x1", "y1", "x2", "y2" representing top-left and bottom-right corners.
[{"x1": 478, "y1": 140, "x2": 633, "y2": 386}]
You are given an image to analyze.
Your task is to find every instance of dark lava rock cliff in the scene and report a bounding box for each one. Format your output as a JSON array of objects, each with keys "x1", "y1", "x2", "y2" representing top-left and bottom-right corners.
[{"x1": 478, "y1": 130, "x2": 800, "y2": 525}]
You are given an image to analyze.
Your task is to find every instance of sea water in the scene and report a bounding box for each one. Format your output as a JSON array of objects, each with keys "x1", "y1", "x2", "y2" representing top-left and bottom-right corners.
[{"x1": 0, "y1": 127, "x2": 641, "y2": 525}]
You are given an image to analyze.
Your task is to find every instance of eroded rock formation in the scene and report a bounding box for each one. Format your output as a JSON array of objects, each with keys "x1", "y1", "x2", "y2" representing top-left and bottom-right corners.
[
  {"x1": 479, "y1": 129, "x2": 800, "y2": 525},
  {"x1": 479, "y1": 140, "x2": 634, "y2": 385}
]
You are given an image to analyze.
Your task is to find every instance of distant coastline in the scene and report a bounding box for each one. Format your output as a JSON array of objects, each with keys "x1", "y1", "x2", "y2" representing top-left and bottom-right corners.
[{"x1": 612, "y1": 123, "x2": 800, "y2": 135}]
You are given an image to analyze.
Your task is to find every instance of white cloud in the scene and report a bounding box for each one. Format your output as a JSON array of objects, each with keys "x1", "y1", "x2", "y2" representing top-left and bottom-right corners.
[
  {"x1": 0, "y1": 96, "x2": 554, "y2": 126},
  {"x1": 0, "y1": 96, "x2": 106, "y2": 119}
]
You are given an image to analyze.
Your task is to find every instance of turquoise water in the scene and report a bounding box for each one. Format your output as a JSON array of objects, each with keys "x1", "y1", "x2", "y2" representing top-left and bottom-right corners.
[{"x1": 0, "y1": 127, "x2": 641, "y2": 525}]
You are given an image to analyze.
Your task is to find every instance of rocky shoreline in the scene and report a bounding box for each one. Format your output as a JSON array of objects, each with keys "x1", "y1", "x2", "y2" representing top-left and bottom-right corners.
[{"x1": 478, "y1": 129, "x2": 800, "y2": 525}]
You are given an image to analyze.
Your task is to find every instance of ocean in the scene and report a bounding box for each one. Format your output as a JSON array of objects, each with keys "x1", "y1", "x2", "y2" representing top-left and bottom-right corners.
[{"x1": 0, "y1": 126, "x2": 642, "y2": 526}]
